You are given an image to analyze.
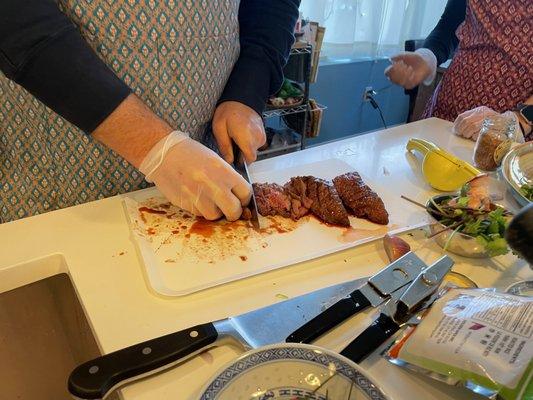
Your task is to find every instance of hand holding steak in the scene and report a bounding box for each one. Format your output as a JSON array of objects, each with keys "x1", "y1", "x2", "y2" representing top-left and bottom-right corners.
[{"x1": 253, "y1": 171, "x2": 388, "y2": 227}]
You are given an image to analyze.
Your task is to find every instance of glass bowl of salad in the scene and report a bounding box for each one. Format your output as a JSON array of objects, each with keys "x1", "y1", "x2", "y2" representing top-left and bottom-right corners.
[{"x1": 425, "y1": 176, "x2": 512, "y2": 258}]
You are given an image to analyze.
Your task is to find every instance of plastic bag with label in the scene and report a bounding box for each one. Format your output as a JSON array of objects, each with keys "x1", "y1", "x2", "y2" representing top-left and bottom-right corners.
[{"x1": 385, "y1": 289, "x2": 533, "y2": 400}]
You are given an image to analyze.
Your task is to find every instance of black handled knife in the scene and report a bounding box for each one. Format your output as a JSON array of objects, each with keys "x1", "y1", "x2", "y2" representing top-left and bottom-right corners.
[
  {"x1": 286, "y1": 252, "x2": 427, "y2": 344},
  {"x1": 340, "y1": 255, "x2": 454, "y2": 363}
]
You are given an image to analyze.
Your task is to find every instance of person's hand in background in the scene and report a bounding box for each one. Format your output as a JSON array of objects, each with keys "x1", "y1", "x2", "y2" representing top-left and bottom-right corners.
[
  {"x1": 212, "y1": 101, "x2": 266, "y2": 164},
  {"x1": 385, "y1": 49, "x2": 438, "y2": 90},
  {"x1": 139, "y1": 131, "x2": 251, "y2": 221},
  {"x1": 452, "y1": 106, "x2": 499, "y2": 140}
]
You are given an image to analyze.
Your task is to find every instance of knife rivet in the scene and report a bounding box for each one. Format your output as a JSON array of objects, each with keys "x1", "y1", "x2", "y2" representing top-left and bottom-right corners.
[
  {"x1": 422, "y1": 272, "x2": 438, "y2": 286},
  {"x1": 89, "y1": 366, "x2": 99, "y2": 374},
  {"x1": 142, "y1": 347, "x2": 152, "y2": 355},
  {"x1": 190, "y1": 330, "x2": 199, "y2": 338}
]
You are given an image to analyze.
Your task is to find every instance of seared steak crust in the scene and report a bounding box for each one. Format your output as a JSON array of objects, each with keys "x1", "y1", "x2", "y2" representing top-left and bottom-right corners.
[
  {"x1": 290, "y1": 176, "x2": 350, "y2": 227},
  {"x1": 332, "y1": 172, "x2": 389, "y2": 225},
  {"x1": 252, "y1": 172, "x2": 388, "y2": 227}
]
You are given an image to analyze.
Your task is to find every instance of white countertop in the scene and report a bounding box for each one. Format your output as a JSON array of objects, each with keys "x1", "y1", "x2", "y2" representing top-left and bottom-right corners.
[{"x1": 1, "y1": 118, "x2": 531, "y2": 400}]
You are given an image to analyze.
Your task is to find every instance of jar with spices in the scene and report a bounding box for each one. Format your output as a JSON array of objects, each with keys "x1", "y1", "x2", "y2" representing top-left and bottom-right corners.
[{"x1": 473, "y1": 113, "x2": 523, "y2": 171}]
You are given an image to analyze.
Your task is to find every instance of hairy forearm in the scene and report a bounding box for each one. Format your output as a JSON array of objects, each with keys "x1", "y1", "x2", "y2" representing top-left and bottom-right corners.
[{"x1": 92, "y1": 94, "x2": 172, "y2": 168}]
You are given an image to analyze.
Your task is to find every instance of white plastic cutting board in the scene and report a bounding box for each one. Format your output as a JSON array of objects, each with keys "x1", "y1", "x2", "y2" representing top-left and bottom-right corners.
[{"x1": 123, "y1": 159, "x2": 429, "y2": 296}]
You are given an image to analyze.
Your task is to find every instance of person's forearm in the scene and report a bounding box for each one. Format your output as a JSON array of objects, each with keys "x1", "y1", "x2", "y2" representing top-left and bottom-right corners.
[
  {"x1": 423, "y1": 0, "x2": 466, "y2": 65},
  {"x1": 0, "y1": 0, "x2": 131, "y2": 133},
  {"x1": 217, "y1": 0, "x2": 299, "y2": 115},
  {"x1": 92, "y1": 94, "x2": 172, "y2": 169}
]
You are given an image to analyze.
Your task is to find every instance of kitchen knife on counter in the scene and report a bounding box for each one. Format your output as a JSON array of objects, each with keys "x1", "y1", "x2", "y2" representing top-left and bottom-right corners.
[
  {"x1": 286, "y1": 251, "x2": 425, "y2": 344},
  {"x1": 68, "y1": 253, "x2": 430, "y2": 400},
  {"x1": 232, "y1": 141, "x2": 261, "y2": 229},
  {"x1": 340, "y1": 254, "x2": 454, "y2": 363}
]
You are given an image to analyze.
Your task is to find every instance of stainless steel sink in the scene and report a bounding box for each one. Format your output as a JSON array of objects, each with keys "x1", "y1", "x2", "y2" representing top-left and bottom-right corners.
[{"x1": 0, "y1": 255, "x2": 113, "y2": 399}]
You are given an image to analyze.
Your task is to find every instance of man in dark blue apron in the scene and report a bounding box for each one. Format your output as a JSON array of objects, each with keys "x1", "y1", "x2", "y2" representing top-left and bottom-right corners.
[{"x1": 0, "y1": 0, "x2": 299, "y2": 222}]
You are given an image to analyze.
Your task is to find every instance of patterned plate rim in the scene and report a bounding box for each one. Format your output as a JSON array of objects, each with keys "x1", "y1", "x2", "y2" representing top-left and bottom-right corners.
[{"x1": 198, "y1": 343, "x2": 389, "y2": 400}]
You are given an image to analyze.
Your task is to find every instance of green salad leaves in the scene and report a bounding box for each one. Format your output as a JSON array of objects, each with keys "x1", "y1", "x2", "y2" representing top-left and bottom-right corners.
[
  {"x1": 431, "y1": 188, "x2": 511, "y2": 257},
  {"x1": 520, "y1": 184, "x2": 533, "y2": 201}
]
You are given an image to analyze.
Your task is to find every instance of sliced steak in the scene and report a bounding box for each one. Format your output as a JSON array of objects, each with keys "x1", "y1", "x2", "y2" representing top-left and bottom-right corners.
[
  {"x1": 283, "y1": 177, "x2": 314, "y2": 220},
  {"x1": 286, "y1": 176, "x2": 350, "y2": 227},
  {"x1": 333, "y1": 172, "x2": 389, "y2": 225},
  {"x1": 252, "y1": 182, "x2": 291, "y2": 218}
]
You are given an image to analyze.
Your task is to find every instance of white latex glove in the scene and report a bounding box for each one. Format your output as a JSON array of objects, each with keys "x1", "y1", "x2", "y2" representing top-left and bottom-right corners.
[
  {"x1": 139, "y1": 131, "x2": 251, "y2": 221},
  {"x1": 385, "y1": 48, "x2": 437, "y2": 89},
  {"x1": 453, "y1": 106, "x2": 500, "y2": 140}
]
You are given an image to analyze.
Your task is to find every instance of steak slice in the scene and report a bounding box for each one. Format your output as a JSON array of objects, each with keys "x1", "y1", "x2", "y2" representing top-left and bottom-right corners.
[
  {"x1": 252, "y1": 182, "x2": 291, "y2": 218},
  {"x1": 333, "y1": 172, "x2": 389, "y2": 225},
  {"x1": 286, "y1": 176, "x2": 350, "y2": 227},
  {"x1": 283, "y1": 176, "x2": 314, "y2": 220}
]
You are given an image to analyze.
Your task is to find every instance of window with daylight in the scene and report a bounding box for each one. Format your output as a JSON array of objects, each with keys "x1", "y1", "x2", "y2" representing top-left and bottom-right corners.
[{"x1": 299, "y1": 0, "x2": 448, "y2": 62}]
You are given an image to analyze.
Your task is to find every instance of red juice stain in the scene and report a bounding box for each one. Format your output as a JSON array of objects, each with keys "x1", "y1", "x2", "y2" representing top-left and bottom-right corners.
[
  {"x1": 261, "y1": 218, "x2": 289, "y2": 234},
  {"x1": 138, "y1": 206, "x2": 167, "y2": 215},
  {"x1": 147, "y1": 227, "x2": 156, "y2": 235},
  {"x1": 189, "y1": 218, "x2": 216, "y2": 238}
]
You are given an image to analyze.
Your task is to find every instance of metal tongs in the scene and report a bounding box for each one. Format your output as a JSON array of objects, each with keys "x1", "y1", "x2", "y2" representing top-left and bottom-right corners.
[{"x1": 339, "y1": 255, "x2": 453, "y2": 363}]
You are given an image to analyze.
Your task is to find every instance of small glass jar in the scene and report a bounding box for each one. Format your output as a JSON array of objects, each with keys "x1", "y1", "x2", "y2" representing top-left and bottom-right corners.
[{"x1": 473, "y1": 115, "x2": 516, "y2": 171}]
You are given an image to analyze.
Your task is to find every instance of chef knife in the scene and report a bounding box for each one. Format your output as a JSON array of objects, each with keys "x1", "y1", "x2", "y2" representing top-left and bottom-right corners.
[
  {"x1": 68, "y1": 254, "x2": 430, "y2": 400},
  {"x1": 232, "y1": 141, "x2": 261, "y2": 229},
  {"x1": 286, "y1": 251, "x2": 425, "y2": 344},
  {"x1": 340, "y1": 255, "x2": 454, "y2": 363}
]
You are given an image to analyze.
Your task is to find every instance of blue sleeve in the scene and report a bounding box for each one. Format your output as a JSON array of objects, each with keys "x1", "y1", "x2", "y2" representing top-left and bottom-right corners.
[
  {"x1": 217, "y1": 0, "x2": 300, "y2": 115},
  {"x1": 0, "y1": 0, "x2": 131, "y2": 133},
  {"x1": 423, "y1": 0, "x2": 467, "y2": 65}
]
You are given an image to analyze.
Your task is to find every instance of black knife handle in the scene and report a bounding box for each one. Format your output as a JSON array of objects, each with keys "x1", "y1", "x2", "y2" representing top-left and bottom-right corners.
[
  {"x1": 68, "y1": 323, "x2": 218, "y2": 400},
  {"x1": 286, "y1": 290, "x2": 371, "y2": 344},
  {"x1": 340, "y1": 314, "x2": 400, "y2": 363}
]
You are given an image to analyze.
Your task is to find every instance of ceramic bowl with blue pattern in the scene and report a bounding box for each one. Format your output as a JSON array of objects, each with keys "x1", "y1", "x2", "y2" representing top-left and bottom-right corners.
[{"x1": 198, "y1": 343, "x2": 389, "y2": 400}]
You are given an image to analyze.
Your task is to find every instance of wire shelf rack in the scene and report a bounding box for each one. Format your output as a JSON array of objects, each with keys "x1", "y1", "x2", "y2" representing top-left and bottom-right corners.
[
  {"x1": 262, "y1": 103, "x2": 326, "y2": 119},
  {"x1": 290, "y1": 46, "x2": 312, "y2": 55}
]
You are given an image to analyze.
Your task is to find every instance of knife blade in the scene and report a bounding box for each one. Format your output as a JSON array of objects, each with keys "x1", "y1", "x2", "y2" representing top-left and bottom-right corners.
[
  {"x1": 340, "y1": 255, "x2": 454, "y2": 363},
  {"x1": 232, "y1": 142, "x2": 261, "y2": 230},
  {"x1": 68, "y1": 276, "x2": 369, "y2": 399},
  {"x1": 286, "y1": 252, "x2": 426, "y2": 344}
]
